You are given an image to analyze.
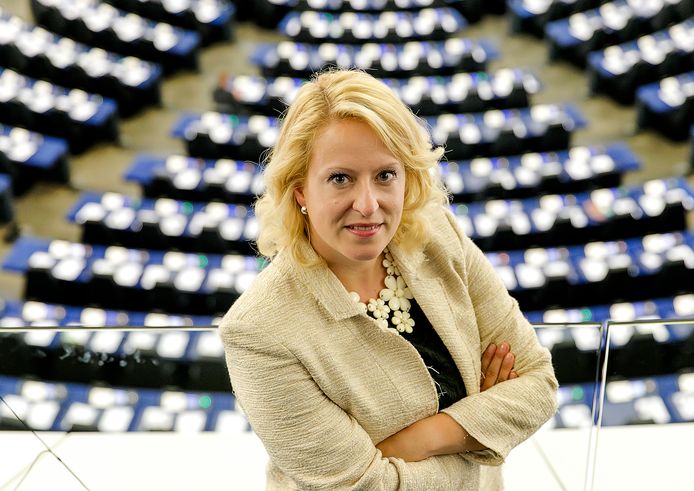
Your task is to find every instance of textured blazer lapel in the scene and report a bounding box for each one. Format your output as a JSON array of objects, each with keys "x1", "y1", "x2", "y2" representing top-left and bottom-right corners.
[
  {"x1": 410, "y1": 275, "x2": 479, "y2": 395},
  {"x1": 283, "y1": 236, "x2": 480, "y2": 396},
  {"x1": 391, "y1": 243, "x2": 480, "y2": 396},
  {"x1": 283, "y1": 241, "x2": 364, "y2": 321}
]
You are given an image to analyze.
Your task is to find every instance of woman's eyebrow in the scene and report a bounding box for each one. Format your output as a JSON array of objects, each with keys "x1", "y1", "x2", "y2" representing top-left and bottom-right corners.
[{"x1": 323, "y1": 163, "x2": 401, "y2": 173}]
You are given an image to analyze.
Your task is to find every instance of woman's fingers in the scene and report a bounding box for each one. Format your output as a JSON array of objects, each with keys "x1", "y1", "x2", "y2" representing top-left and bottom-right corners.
[
  {"x1": 481, "y1": 343, "x2": 496, "y2": 374},
  {"x1": 480, "y1": 343, "x2": 521, "y2": 390},
  {"x1": 480, "y1": 342, "x2": 509, "y2": 391},
  {"x1": 497, "y1": 352, "x2": 515, "y2": 382}
]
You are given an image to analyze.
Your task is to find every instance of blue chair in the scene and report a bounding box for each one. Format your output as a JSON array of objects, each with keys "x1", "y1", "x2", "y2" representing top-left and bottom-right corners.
[
  {"x1": 0, "y1": 124, "x2": 70, "y2": 194},
  {"x1": 586, "y1": 18, "x2": 694, "y2": 104},
  {"x1": 124, "y1": 154, "x2": 262, "y2": 203},
  {"x1": 486, "y1": 230, "x2": 694, "y2": 310},
  {"x1": 102, "y1": 0, "x2": 236, "y2": 45},
  {"x1": 2, "y1": 237, "x2": 263, "y2": 315},
  {"x1": 214, "y1": 69, "x2": 542, "y2": 116},
  {"x1": 449, "y1": 177, "x2": 694, "y2": 250},
  {"x1": 67, "y1": 191, "x2": 257, "y2": 254},
  {"x1": 277, "y1": 7, "x2": 468, "y2": 43},
  {"x1": 30, "y1": 0, "x2": 202, "y2": 73},
  {"x1": 0, "y1": 8, "x2": 163, "y2": 117},
  {"x1": 0, "y1": 68, "x2": 119, "y2": 153},
  {"x1": 440, "y1": 142, "x2": 640, "y2": 201},
  {"x1": 508, "y1": 0, "x2": 605, "y2": 37},
  {"x1": 251, "y1": 38, "x2": 498, "y2": 78},
  {"x1": 545, "y1": 0, "x2": 690, "y2": 67},
  {"x1": 635, "y1": 71, "x2": 694, "y2": 141},
  {"x1": 0, "y1": 173, "x2": 14, "y2": 222}
]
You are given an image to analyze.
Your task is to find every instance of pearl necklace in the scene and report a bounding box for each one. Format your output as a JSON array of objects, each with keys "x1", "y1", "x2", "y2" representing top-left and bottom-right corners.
[{"x1": 349, "y1": 248, "x2": 415, "y2": 334}]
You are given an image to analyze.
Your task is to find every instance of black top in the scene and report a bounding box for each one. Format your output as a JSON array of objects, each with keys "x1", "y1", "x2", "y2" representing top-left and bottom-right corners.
[{"x1": 396, "y1": 299, "x2": 467, "y2": 410}]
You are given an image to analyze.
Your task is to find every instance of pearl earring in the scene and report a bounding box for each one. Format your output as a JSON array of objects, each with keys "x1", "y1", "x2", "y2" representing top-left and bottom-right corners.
[{"x1": 300, "y1": 206, "x2": 308, "y2": 215}]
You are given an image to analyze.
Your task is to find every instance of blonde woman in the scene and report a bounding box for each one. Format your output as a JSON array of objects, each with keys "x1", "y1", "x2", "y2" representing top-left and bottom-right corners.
[{"x1": 220, "y1": 69, "x2": 557, "y2": 490}]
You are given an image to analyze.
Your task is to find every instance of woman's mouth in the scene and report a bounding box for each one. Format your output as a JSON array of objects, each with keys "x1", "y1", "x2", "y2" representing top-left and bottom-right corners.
[{"x1": 345, "y1": 224, "x2": 381, "y2": 237}]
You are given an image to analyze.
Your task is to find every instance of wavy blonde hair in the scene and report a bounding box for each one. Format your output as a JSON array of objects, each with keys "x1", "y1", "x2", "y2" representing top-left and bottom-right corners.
[{"x1": 254, "y1": 69, "x2": 449, "y2": 267}]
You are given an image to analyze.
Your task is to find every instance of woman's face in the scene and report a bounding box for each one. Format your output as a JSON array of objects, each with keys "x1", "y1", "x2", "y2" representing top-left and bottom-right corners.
[{"x1": 294, "y1": 118, "x2": 406, "y2": 271}]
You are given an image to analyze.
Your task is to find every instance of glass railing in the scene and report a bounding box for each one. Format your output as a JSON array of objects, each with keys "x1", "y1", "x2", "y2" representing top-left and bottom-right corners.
[
  {"x1": 0, "y1": 325, "x2": 265, "y2": 490},
  {"x1": 504, "y1": 322, "x2": 603, "y2": 491},
  {"x1": 0, "y1": 319, "x2": 690, "y2": 490},
  {"x1": 590, "y1": 318, "x2": 694, "y2": 491}
]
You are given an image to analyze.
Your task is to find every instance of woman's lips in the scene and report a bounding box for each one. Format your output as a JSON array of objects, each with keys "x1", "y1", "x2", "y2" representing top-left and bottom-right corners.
[{"x1": 345, "y1": 224, "x2": 381, "y2": 237}]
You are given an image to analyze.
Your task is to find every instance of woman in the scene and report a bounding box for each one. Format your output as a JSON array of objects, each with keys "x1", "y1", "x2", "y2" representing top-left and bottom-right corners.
[{"x1": 220, "y1": 69, "x2": 558, "y2": 490}]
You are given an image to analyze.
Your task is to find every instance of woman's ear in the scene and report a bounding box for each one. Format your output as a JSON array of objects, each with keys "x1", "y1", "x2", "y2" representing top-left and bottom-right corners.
[{"x1": 294, "y1": 187, "x2": 305, "y2": 208}]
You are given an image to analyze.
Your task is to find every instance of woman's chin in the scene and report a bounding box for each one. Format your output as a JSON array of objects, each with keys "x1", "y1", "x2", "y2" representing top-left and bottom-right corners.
[{"x1": 343, "y1": 244, "x2": 387, "y2": 263}]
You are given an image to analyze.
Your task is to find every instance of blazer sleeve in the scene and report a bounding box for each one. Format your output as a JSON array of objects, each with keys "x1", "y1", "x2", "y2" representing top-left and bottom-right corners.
[
  {"x1": 220, "y1": 319, "x2": 477, "y2": 490},
  {"x1": 439, "y1": 208, "x2": 559, "y2": 466}
]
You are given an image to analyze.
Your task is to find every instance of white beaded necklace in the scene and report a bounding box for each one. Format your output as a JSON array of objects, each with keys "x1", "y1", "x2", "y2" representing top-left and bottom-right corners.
[{"x1": 349, "y1": 248, "x2": 415, "y2": 334}]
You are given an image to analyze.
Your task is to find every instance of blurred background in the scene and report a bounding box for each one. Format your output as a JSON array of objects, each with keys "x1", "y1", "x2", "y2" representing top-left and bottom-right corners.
[{"x1": 0, "y1": 0, "x2": 692, "y2": 489}]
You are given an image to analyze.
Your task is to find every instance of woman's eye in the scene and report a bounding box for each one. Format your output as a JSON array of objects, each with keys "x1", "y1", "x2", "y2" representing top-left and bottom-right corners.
[
  {"x1": 329, "y1": 173, "x2": 349, "y2": 185},
  {"x1": 378, "y1": 170, "x2": 397, "y2": 181}
]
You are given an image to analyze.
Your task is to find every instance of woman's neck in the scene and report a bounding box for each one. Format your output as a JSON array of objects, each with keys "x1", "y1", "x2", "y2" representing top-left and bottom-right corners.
[{"x1": 328, "y1": 255, "x2": 386, "y2": 302}]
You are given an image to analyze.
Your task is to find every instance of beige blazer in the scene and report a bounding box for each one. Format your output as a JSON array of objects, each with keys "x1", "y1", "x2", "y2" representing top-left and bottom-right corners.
[{"x1": 219, "y1": 205, "x2": 558, "y2": 490}]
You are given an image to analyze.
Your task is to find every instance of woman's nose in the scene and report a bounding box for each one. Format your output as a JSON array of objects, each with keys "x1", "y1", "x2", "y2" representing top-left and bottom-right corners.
[{"x1": 352, "y1": 182, "x2": 379, "y2": 216}]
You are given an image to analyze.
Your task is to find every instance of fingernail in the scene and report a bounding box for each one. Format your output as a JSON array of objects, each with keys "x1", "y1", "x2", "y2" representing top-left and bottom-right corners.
[
  {"x1": 505, "y1": 353, "x2": 513, "y2": 361},
  {"x1": 499, "y1": 343, "x2": 509, "y2": 353}
]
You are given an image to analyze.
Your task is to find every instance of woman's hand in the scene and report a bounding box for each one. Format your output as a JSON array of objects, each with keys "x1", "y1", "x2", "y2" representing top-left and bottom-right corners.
[
  {"x1": 376, "y1": 342, "x2": 520, "y2": 462},
  {"x1": 375, "y1": 419, "x2": 432, "y2": 462},
  {"x1": 376, "y1": 413, "x2": 487, "y2": 462},
  {"x1": 480, "y1": 342, "x2": 518, "y2": 392}
]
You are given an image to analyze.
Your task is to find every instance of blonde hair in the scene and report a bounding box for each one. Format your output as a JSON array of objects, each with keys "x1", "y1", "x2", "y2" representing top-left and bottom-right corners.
[{"x1": 254, "y1": 69, "x2": 449, "y2": 267}]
